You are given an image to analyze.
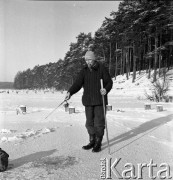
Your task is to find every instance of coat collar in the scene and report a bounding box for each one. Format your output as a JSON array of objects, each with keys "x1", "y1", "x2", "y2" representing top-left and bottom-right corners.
[{"x1": 84, "y1": 61, "x2": 99, "y2": 71}]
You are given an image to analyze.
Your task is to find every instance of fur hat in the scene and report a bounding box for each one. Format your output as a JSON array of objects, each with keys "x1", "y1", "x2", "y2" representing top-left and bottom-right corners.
[{"x1": 85, "y1": 51, "x2": 95, "y2": 60}]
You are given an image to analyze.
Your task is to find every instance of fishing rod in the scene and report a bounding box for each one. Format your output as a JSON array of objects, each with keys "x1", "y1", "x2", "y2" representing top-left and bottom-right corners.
[{"x1": 44, "y1": 100, "x2": 67, "y2": 119}]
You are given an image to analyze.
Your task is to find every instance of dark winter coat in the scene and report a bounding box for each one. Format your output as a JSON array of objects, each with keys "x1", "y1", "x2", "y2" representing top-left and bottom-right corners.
[{"x1": 68, "y1": 61, "x2": 113, "y2": 106}]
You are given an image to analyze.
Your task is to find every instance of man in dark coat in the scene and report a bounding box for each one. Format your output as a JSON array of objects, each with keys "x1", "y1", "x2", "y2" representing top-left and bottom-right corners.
[{"x1": 65, "y1": 51, "x2": 113, "y2": 152}]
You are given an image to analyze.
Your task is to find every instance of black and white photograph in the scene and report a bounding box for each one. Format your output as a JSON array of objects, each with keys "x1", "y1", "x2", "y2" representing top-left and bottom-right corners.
[{"x1": 0, "y1": 0, "x2": 173, "y2": 179}]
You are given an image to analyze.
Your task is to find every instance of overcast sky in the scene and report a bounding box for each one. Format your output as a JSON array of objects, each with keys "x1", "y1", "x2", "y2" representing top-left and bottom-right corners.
[{"x1": 0, "y1": 0, "x2": 120, "y2": 82}]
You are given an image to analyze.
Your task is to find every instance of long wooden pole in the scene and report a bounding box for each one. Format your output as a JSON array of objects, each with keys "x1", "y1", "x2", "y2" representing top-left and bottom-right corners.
[{"x1": 100, "y1": 79, "x2": 111, "y2": 155}]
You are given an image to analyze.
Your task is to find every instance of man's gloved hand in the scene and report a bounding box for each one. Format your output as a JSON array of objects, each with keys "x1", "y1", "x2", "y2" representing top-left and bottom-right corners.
[
  {"x1": 65, "y1": 92, "x2": 71, "y2": 101},
  {"x1": 100, "y1": 88, "x2": 107, "y2": 96}
]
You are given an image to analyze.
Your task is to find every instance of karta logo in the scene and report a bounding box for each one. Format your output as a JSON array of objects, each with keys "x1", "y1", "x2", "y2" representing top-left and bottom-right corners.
[{"x1": 100, "y1": 158, "x2": 172, "y2": 179}]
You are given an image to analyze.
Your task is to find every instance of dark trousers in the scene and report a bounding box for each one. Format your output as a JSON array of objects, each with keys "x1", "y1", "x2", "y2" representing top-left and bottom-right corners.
[{"x1": 85, "y1": 105, "x2": 105, "y2": 137}]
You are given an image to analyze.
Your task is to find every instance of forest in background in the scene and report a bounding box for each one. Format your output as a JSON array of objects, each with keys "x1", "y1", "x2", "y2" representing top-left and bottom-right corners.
[
  {"x1": 14, "y1": 0, "x2": 173, "y2": 90},
  {"x1": 0, "y1": 82, "x2": 14, "y2": 89}
]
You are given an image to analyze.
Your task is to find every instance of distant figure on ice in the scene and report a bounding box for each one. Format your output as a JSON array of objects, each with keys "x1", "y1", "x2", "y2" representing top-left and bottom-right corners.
[{"x1": 65, "y1": 50, "x2": 113, "y2": 152}]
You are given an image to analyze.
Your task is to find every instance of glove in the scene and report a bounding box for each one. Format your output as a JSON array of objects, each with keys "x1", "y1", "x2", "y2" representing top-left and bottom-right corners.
[
  {"x1": 100, "y1": 88, "x2": 107, "y2": 96},
  {"x1": 65, "y1": 92, "x2": 71, "y2": 101}
]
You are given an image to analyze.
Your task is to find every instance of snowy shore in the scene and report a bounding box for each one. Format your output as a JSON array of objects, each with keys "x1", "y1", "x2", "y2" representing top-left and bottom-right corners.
[{"x1": 0, "y1": 72, "x2": 173, "y2": 180}]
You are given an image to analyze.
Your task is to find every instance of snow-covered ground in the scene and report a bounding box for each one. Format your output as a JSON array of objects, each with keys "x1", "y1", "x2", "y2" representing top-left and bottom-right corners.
[{"x1": 0, "y1": 71, "x2": 173, "y2": 180}]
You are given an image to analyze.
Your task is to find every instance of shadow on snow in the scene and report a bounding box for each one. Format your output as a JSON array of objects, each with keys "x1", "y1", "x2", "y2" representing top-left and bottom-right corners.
[{"x1": 102, "y1": 114, "x2": 173, "y2": 154}]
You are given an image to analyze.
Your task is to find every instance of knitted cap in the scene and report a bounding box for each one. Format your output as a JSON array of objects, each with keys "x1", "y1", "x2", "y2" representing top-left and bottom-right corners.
[{"x1": 85, "y1": 51, "x2": 95, "y2": 60}]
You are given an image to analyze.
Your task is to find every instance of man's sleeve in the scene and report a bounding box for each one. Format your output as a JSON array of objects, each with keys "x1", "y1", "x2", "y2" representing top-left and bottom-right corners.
[
  {"x1": 102, "y1": 65, "x2": 113, "y2": 94},
  {"x1": 68, "y1": 69, "x2": 84, "y2": 96}
]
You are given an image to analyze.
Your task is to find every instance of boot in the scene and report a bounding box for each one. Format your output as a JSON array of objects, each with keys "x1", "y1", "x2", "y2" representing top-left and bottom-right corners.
[
  {"x1": 82, "y1": 134, "x2": 95, "y2": 150},
  {"x1": 92, "y1": 136, "x2": 103, "y2": 153}
]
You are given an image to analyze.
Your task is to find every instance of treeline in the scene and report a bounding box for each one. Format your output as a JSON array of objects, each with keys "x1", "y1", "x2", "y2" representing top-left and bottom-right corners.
[
  {"x1": 14, "y1": 0, "x2": 173, "y2": 90},
  {"x1": 0, "y1": 82, "x2": 14, "y2": 89}
]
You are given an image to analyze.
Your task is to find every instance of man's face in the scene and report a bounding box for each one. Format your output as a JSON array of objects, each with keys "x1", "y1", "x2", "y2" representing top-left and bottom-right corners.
[{"x1": 85, "y1": 58, "x2": 95, "y2": 67}]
